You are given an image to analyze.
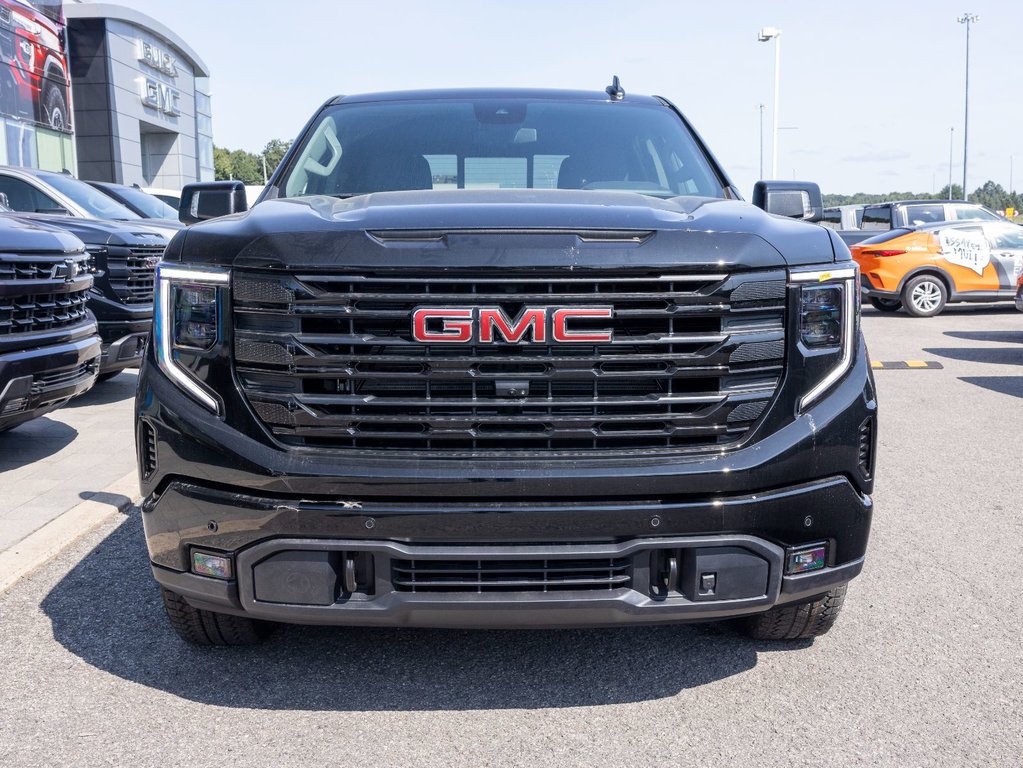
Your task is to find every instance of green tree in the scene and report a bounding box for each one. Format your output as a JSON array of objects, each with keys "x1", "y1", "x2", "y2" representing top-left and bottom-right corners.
[
  {"x1": 261, "y1": 139, "x2": 293, "y2": 177},
  {"x1": 227, "y1": 149, "x2": 262, "y2": 184},
  {"x1": 213, "y1": 145, "x2": 233, "y2": 181},
  {"x1": 969, "y1": 180, "x2": 1012, "y2": 211},
  {"x1": 934, "y1": 184, "x2": 964, "y2": 200}
]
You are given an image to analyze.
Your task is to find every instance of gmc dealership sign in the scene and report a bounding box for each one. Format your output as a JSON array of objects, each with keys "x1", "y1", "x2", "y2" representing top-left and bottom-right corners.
[{"x1": 137, "y1": 39, "x2": 181, "y2": 116}]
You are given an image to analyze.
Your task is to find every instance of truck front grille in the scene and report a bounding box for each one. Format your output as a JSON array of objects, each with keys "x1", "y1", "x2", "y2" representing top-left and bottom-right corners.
[
  {"x1": 0, "y1": 253, "x2": 91, "y2": 336},
  {"x1": 232, "y1": 270, "x2": 787, "y2": 454},
  {"x1": 32, "y1": 360, "x2": 97, "y2": 394},
  {"x1": 107, "y1": 246, "x2": 162, "y2": 304},
  {"x1": 392, "y1": 556, "x2": 631, "y2": 593}
]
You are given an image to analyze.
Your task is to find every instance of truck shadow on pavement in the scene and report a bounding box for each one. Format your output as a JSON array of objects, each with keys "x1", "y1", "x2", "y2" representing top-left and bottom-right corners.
[
  {"x1": 40, "y1": 513, "x2": 802, "y2": 710},
  {"x1": 925, "y1": 332, "x2": 1023, "y2": 399},
  {"x1": 0, "y1": 417, "x2": 77, "y2": 471}
]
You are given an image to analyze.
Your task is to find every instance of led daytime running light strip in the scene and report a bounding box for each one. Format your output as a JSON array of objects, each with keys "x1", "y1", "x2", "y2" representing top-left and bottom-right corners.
[
  {"x1": 792, "y1": 265, "x2": 858, "y2": 411},
  {"x1": 156, "y1": 265, "x2": 230, "y2": 414}
]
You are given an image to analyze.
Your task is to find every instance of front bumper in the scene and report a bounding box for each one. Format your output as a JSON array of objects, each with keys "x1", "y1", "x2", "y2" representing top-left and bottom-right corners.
[
  {"x1": 99, "y1": 328, "x2": 148, "y2": 374},
  {"x1": 0, "y1": 331, "x2": 101, "y2": 431},
  {"x1": 90, "y1": 294, "x2": 152, "y2": 374},
  {"x1": 149, "y1": 479, "x2": 869, "y2": 628},
  {"x1": 139, "y1": 341, "x2": 876, "y2": 628}
]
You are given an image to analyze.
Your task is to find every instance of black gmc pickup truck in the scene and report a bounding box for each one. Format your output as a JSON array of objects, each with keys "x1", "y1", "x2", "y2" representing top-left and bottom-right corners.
[
  {"x1": 0, "y1": 206, "x2": 166, "y2": 378},
  {"x1": 0, "y1": 216, "x2": 100, "y2": 431},
  {"x1": 138, "y1": 86, "x2": 877, "y2": 646}
]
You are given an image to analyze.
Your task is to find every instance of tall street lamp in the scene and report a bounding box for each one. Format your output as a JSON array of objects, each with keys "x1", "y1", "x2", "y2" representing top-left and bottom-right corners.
[
  {"x1": 958, "y1": 13, "x2": 978, "y2": 201},
  {"x1": 758, "y1": 26, "x2": 782, "y2": 178},
  {"x1": 758, "y1": 103, "x2": 765, "y2": 179},
  {"x1": 948, "y1": 126, "x2": 954, "y2": 199}
]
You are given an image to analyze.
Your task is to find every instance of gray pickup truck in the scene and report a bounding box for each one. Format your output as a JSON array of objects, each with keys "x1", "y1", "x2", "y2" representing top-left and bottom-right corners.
[{"x1": 835, "y1": 200, "x2": 1005, "y2": 247}]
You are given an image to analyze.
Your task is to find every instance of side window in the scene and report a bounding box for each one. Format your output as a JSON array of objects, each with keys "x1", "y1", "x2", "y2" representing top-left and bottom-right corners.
[
  {"x1": 902, "y1": 204, "x2": 946, "y2": 226},
  {"x1": 860, "y1": 207, "x2": 892, "y2": 231},
  {"x1": 951, "y1": 204, "x2": 998, "y2": 221},
  {"x1": 0, "y1": 176, "x2": 62, "y2": 213},
  {"x1": 820, "y1": 209, "x2": 841, "y2": 230},
  {"x1": 986, "y1": 225, "x2": 1023, "y2": 249}
]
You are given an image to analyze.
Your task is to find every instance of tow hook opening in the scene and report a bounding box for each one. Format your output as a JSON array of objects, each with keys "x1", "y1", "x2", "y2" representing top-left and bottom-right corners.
[{"x1": 650, "y1": 547, "x2": 770, "y2": 602}]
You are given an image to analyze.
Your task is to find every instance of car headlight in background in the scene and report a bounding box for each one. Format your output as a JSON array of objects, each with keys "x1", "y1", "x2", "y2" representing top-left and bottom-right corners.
[
  {"x1": 791, "y1": 264, "x2": 858, "y2": 411},
  {"x1": 155, "y1": 264, "x2": 230, "y2": 414}
]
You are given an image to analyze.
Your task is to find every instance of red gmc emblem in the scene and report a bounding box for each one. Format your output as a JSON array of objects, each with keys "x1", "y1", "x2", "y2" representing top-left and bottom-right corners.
[{"x1": 412, "y1": 307, "x2": 614, "y2": 343}]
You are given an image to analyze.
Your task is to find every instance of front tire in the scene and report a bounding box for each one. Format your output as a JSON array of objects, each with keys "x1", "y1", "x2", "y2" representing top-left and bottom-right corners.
[
  {"x1": 161, "y1": 587, "x2": 274, "y2": 646},
  {"x1": 41, "y1": 81, "x2": 68, "y2": 131},
  {"x1": 902, "y1": 274, "x2": 947, "y2": 317},
  {"x1": 739, "y1": 585, "x2": 847, "y2": 640}
]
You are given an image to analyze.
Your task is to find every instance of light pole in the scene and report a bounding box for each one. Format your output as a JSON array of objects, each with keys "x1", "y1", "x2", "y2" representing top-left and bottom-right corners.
[
  {"x1": 758, "y1": 103, "x2": 765, "y2": 179},
  {"x1": 758, "y1": 27, "x2": 782, "y2": 178},
  {"x1": 958, "y1": 13, "x2": 978, "y2": 201},
  {"x1": 948, "y1": 126, "x2": 954, "y2": 199}
]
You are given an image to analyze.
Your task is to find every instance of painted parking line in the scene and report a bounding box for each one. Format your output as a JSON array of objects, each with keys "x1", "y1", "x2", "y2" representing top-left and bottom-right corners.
[{"x1": 870, "y1": 360, "x2": 944, "y2": 370}]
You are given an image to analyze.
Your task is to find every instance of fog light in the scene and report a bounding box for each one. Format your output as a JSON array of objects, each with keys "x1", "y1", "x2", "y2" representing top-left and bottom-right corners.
[
  {"x1": 191, "y1": 550, "x2": 233, "y2": 579},
  {"x1": 785, "y1": 543, "x2": 827, "y2": 575}
]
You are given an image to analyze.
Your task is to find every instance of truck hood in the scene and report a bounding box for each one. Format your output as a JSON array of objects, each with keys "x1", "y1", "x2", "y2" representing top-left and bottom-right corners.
[
  {"x1": 0, "y1": 213, "x2": 87, "y2": 253},
  {"x1": 167, "y1": 190, "x2": 840, "y2": 271},
  {"x1": 6, "y1": 213, "x2": 169, "y2": 248}
]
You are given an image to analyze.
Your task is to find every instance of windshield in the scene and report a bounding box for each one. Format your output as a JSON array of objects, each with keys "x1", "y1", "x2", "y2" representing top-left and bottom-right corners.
[
  {"x1": 104, "y1": 185, "x2": 178, "y2": 218},
  {"x1": 39, "y1": 173, "x2": 141, "y2": 220},
  {"x1": 279, "y1": 98, "x2": 724, "y2": 200}
]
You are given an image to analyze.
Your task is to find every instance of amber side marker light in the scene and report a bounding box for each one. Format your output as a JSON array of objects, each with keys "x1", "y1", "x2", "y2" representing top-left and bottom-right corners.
[
  {"x1": 785, "y1": 543, "x2": 827, "y2": 575},
  {"x1": 192, "y1": 550, "x2": 233, "y2": 579}
]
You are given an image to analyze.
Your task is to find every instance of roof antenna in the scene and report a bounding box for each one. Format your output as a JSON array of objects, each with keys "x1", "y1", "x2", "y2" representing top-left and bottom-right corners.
[{"x1": 605, "y1": 75, "x2": 625, "y2": 101}]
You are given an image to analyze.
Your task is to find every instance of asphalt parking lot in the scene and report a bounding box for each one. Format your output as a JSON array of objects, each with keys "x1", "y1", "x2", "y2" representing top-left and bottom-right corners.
[{"x1": 1, "y1": 306, "x2": 1021, "y2": 767}]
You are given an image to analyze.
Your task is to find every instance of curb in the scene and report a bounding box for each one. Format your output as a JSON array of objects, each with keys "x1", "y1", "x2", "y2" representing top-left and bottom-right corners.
[{"x1": 0, "y1": 470, "x2": 139, "y2": 595}]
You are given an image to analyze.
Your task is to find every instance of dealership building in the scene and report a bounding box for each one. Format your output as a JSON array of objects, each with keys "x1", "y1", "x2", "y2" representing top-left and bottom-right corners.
[
  {"x1": 64, "y1": 2, "x2": 214, "y2": 188},
  {"x1": 0, "y1": 1, "x2": 212, "y2": 189}
]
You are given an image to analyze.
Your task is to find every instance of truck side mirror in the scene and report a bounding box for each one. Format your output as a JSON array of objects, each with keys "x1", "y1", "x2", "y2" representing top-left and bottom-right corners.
[
  {"x1": 179, "y1": 181, "x2": 248, "y2": 225},
  {"x1": 752, "y1": 180, "x2": 823, "y2": 223}
]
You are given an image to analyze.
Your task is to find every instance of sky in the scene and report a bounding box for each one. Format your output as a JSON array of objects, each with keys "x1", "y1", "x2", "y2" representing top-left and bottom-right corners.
[{"x1": 118, "y1": 0, "x2": 1022, "y2": 199}]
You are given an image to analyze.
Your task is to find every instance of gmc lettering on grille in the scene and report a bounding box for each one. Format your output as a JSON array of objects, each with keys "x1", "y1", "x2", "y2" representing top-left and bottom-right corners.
[{"x1": 412, "y1": 307, "x2": 614, "y2": 344}]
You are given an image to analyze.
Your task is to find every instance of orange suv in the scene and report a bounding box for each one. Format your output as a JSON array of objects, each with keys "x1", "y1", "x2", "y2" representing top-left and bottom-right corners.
[{"x1": 852, "y1": 220, "x2": 1023, "y2": 316}]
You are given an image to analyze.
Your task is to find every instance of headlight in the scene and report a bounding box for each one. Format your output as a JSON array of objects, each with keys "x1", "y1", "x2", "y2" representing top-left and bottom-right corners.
[
  {"x1": 172, "y1": 284, "x2": 219, "y2": 349},
  {"x1": 155, "y1": 264, "x2": 230, "y2": 414},
  {"x1": 791, "y1": 264, "x2": 858, "y2": 411}
]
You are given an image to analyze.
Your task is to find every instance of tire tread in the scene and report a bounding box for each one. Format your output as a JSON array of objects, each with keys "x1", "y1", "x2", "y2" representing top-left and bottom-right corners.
[
  {"x1": 161, "y1": 588, "x2": 271, "y2": 646},
  {"x1": 741, "y1": 584, "x2": 847, "y2": 641}
]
